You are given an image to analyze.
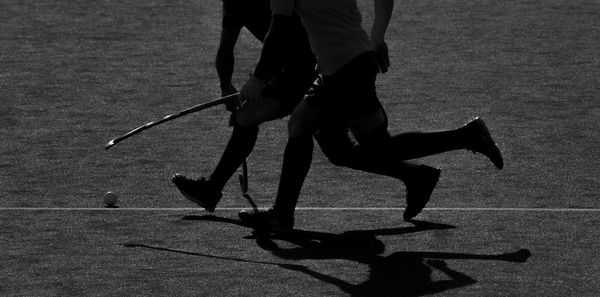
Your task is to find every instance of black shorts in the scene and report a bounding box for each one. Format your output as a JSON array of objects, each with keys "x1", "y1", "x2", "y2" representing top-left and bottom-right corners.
[{"x1": 304, "y1": 51, "x2": 382, "y2": 122}]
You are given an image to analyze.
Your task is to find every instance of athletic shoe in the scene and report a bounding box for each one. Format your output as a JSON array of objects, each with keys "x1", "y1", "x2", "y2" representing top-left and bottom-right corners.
[
  {"x1": 465, "y1": 117, "x2": 504, "y2": 169},
  {"x1": 171, "y1": 174, "x2": 222, "y2": 212},
  {"x1": 403, "y1": 165, "x2": 441, "y2": 221},
  {"x1": 238, "y1": 208, "x2": 294, "y2": 232}
]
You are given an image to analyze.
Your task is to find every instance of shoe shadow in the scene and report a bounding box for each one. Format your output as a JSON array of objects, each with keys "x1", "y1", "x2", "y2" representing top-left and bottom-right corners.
[{"x1": 182, "y1": 214, "x2": 251, "y2": 228}]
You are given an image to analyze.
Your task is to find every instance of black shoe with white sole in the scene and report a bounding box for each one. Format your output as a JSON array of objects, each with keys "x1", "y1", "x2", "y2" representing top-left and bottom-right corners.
[
  {"x1": 465, "y1": 117, "x2": 504, "y2": 169},
  {"x1": 403, "y1": 165, "x2": 441, "y2": 221},
  {"x1": 238, "y1": 208, "x2": 294, "y2": 232},
  {"x1": 171, "y1": 174, "x2": 222, "y2": 212}
]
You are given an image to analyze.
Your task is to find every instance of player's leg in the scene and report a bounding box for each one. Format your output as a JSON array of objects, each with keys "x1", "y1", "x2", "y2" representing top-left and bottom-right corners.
[
  {"x1": 208, "y1": 96, "x2": 286, "y2": 188},
  {"x1": 269, "y1": 100, "x2": 318, "y2": 227},
  {"x1": 336, "y1": 52, "x2": 440, "y2": 220},
  {"x1": 389, "y1": 129, "x2": 469, "y2": 160},
  {"x1": 226, "y1": 67, "x2": 313, "y2": 166},
  {"x1": 315, "y1": 117, "x2": 422, "y2": 180},
  {"x1": 172, "y1": 96, "x2": 284, "y2": 211},
  {"x1": 385, "y1": 118, "x2": 503, "y2": 169},
  {"x1": 316, "y1": 52, "x2": 422, "y2": 182},
  {"x1": 315, "y1": 112, "x2": 441, "y2": 221},
  {"x1": 348, "y1": 110, "x2": 441, "y2": 221},
  {"x1": 238, "y1": 87, "x2": 320, "y2": 230}
]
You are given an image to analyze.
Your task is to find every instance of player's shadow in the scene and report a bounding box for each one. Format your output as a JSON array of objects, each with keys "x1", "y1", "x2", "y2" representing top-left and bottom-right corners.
[
  {"x1": 180, "y1": 215, "x2": 531, "y2": 296},
  {"x1": 181, "y1": 214, "x2": 455, "y2": 238},
  {"x1": 257, "y1": 228, "x2": 531, "y2": 296},
  {"x1": 266, "y1": 235, "x2": 530, "y2": 297},
  {"x1": 181, "y1": 215, "x2": 455, "y2": 255}
]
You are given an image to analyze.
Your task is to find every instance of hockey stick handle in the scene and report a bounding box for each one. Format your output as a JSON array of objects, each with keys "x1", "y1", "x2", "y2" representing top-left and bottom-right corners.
[{"x1": 104, "y1": 93, "x2": 238, "y2": 150}]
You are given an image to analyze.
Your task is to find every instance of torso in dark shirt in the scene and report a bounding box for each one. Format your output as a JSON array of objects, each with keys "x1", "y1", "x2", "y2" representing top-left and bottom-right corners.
[
  {"x1": 222, "y1": 0, "x2": 272, "y2": 41},
  {"x1": 222, "y1": 0, "x2": 316, "y2": 72}
]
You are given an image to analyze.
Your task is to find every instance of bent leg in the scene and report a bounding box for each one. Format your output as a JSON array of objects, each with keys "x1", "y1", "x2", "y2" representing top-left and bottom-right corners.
[
  {"x1": 345, "y1": 108, "x2": 419, "y2": 181},
  {"x1": 209, "y1": 97, "x2": 284, "y2": 190},
  {"x1": 234, "y1": 96, "x2": 289, "y2": 127},
  {"x1": 313, "y1": 121, "x2": 359, "y2": 166},
  {"x1": 315, "y1": 119, "x2": 419, "y2": 180},
  {"x1": 346, "y1": 109, "x2": 441, "y2": 221}
]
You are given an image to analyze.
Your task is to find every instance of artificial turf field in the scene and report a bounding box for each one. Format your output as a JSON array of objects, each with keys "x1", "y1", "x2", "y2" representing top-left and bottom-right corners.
[{"x1": 1, "y1": 0, "x2": 598, "y2": 296}]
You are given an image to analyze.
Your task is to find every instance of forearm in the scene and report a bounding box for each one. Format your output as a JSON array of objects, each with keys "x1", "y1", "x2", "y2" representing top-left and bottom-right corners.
[
  {"x1": 371, "y1": 0, "x2": 394, "y2": 42},
  {"x1": 216, "y1": 47, "x2": 235, "y2": 90},
  {"x1": 216, "y1": 23, "x2": 241, "y2": 91}
]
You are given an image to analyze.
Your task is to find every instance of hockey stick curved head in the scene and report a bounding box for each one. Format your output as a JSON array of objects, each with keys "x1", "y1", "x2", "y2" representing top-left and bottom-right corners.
[{"x1": 104, "y1": 140, "x2": 116, "y2": 150}]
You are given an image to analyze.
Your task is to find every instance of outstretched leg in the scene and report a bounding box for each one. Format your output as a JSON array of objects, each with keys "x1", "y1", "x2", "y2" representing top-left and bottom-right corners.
[
  {"x1": 172, "y1": 96, "x2": 286, "y2": 211},
  {"x1": 389, "y1": 129, "x2": 469, "y2": 160},
  {"x1": 386, "y1": 118, "x2": 503, "y2": 168}
]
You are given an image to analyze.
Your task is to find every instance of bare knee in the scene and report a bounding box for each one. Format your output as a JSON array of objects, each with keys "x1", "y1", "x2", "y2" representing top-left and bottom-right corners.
[
  {"x1": 234, "y1": 111, "x2": 260, "y2": 127},
  {"x1": 323, "y1": 149, "x2": 353, "y2": 166},
  {"x1": 235, "y1": 98, "x2": 283, "y2": 127},
  {"x1": 315, "y1": 128, "x2": 358, "y2": 167},
  {"x1": 347, "y1": 109, "x2": 387, "y2": 136}
]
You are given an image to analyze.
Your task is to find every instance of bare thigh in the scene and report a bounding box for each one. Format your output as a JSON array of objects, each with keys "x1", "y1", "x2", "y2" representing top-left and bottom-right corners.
[{"x1": 235, "y1": 97, "x2": 287, "y2": 127}]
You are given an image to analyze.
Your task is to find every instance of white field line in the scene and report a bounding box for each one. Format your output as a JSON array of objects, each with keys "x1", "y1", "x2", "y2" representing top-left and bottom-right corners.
[{"x1": 0, "y1": 207, "x2": 599, "y2": 212}]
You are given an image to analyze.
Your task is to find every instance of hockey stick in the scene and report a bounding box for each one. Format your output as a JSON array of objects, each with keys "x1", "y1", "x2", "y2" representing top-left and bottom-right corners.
[
  {"x1": 104, "y1": 93, "x2": 239, "y2": 150},
  {"x1": 239, "y1": 159, "x2": 249, "y2": 193},
  {"x1": 239, "y1": 159, "x2": 258, "y2": 213}
]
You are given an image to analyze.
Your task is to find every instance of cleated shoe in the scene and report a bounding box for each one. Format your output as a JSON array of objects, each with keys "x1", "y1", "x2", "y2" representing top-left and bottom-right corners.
[
  {"x1": 465, "y1": 117, "x2": 504, "y2": 169},
  {"x1": 238, "y1": 208, "x2": 294, "y2": 232},
  {"x1": 403, "y1": 165, "x2": 441, "y2": 221},
  {"x1": 171, "y1": 174, "x2": 222, "y2": 212}
]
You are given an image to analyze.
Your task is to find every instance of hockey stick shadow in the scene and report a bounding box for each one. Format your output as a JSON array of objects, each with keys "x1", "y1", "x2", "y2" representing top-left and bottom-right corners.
[{"x1": 123, "y1": 243, "x2": 292, "y2": 268}]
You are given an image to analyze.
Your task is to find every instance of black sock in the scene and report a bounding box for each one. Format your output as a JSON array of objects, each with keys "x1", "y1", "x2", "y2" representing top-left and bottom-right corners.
[
  {"x1": 273, "y1": 135, "x2": 314, "y2": 218},
  {"x1": 209, "y1": 124, "x2": 258, "y2": 189},
  {"x1": 389, "y1": 127, "x2": 469, "y2": 160}
]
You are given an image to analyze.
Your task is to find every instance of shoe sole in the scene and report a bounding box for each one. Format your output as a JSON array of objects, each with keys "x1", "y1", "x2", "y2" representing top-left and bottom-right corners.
[
  {"x1": 470, "y1": 118, "x2": 504, "y2": 169},
  {"x1": 403, "y1": 168, "x2": 441, "y2": 221},
  {"x1": 176, "y1": 187, "x2": 216, "y2": 212},
  {"x1": 172, "y1": 175, "x2": 217, "y2": 212},
  {"x1": 238, "y1": 210, "x2": 293, "y2": 232}
]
